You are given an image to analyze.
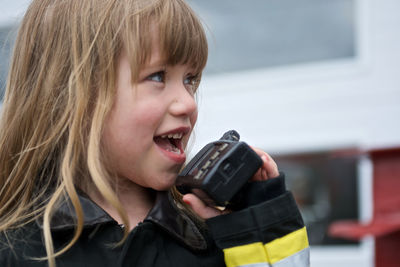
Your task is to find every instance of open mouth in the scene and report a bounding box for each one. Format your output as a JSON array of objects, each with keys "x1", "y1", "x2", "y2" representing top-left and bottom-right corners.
[{"x1": 153, "y1": 132, "x2": 184, "y2": 154}]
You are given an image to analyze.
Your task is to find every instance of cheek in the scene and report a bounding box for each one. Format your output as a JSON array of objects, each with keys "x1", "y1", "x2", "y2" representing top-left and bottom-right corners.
[
  {"x1": 134, "y1": 103, "x2": 165, "y2": 132},
  {"x1": 191, "y1": 108, "x2": 198, "y2": 126},
  {"x1": 137, "y1": 105, "x2": 161, "y2": 121}
]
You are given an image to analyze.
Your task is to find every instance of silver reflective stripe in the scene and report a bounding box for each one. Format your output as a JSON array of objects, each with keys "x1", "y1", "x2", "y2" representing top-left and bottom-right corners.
[{"x1": 271, "y1": 247, "x2": 310, "y2": 267}]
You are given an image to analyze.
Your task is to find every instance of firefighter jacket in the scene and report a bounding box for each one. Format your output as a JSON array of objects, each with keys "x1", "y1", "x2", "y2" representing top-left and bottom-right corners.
[{"x1": 0, "y1": 174, "x2": 309, "y2": 267}]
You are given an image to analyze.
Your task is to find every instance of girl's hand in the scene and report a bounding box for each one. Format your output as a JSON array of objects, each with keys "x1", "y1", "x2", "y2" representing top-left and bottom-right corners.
[
  {"x1": 250, "y1": 147, "x2": 279, "y2": 181},
  {"x1": 182, "y1": 147, "x2": 279, "y2": 219}
]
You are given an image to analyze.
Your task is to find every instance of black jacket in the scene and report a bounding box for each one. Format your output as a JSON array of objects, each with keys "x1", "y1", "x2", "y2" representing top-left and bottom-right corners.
[{"x1": 0, "y1": 175, "x2": 309, "y2": 267}]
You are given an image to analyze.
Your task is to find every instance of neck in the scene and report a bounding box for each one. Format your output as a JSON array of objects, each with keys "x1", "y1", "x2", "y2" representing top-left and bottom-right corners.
[{"x1": 88, "y1": 179, "x2": 156, "y2": 230}]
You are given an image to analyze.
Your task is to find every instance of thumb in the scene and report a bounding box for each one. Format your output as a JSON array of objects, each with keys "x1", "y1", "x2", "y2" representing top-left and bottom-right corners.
[{"x1": 182, "y1": 193, "x2": 221, "y2": 219}]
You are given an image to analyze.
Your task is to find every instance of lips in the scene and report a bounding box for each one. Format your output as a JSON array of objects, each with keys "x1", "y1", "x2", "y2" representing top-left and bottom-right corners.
[{"x1": 154, "y1": 127, "x2": 190, "y2": 164}]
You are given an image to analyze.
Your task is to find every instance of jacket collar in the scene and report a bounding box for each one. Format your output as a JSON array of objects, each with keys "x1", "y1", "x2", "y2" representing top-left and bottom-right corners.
[
  {"x1": 145, "y1": 192, "x2": 208, "y2": 250},
  {"x1": 37, "y1": 190, "x2": 208, "y2": 250}
]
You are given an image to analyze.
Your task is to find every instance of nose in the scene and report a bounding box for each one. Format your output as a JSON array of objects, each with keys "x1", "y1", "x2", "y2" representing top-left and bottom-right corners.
[{"x1": 169, "y1": 86, "x2": 198, "y2": 118}]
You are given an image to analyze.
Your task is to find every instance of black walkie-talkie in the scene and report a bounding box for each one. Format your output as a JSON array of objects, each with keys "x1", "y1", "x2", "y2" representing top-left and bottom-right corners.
[{"x1": 176, "y1": 130, "x2": 262, "y2": 207}]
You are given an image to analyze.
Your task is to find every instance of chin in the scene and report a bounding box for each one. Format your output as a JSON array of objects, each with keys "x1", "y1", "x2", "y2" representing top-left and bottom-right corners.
[
  {"x1": 152, "y1": 183, "x2": 174, "y2": 191},
  {"x1": 151, "y1": 174, "x2": 177, "y2": 191}
]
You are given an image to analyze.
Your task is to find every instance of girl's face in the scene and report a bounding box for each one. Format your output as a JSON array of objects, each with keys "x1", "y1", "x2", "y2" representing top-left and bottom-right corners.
[{"x1": 102, "y1": 42, "x2": 199, "y2": 191}]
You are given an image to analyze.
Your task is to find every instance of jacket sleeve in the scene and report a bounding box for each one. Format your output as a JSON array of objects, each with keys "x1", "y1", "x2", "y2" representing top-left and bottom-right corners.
[{"x1": 206, "y1": 174, "x2": 310, "y2": 267}]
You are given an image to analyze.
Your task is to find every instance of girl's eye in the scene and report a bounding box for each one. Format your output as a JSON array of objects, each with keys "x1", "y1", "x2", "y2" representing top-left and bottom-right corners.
[
  {"x1": 146, "y1": 71, "x2": 165, "y2": 83},
  {"x1": 184, "y1": 75, "x2": 200, "y2": 94}
]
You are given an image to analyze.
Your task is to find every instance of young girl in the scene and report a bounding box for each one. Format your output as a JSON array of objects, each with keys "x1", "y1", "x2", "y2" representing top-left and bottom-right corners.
[{"x1": 0, "y1": 0, "x2": 309, "y2": 266}]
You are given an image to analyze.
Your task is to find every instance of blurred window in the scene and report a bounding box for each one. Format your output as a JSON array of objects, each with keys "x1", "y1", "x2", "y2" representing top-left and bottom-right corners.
[
  {"x1": 189, "y1": 0, "x2": 355, "y2": 74},
  {"x1": 274, "y1": 150, "x2": 359, "y2": 246},
  {"x1": 0, "y1": 0, "x2": 356, "y2": 95}
]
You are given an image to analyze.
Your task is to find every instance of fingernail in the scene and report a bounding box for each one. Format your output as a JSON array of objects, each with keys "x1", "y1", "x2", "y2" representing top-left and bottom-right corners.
[{"x1": 183, "y1": 199, "x2": 191, "y2": 206}]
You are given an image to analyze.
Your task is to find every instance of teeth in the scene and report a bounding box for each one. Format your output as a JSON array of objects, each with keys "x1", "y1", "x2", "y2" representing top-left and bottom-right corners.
[
  {"x1": 165, "y1": 146, "x2": 181, "y2": 154},
  {"x1": 174, "y1": 133, "x2": 182, "y2": 139},
  {"x1": 162, "y1": 133, "x2": 183, "y2": 139}
]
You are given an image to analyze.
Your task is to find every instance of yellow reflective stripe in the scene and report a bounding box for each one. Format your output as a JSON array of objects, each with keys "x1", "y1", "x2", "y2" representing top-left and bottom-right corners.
[
  {"x1": 224, "y1": 242, "x2": 269, "y2": 267},
  {"x1": 223, "y1": 227, "x2": 309, "y2": 266},
  {"x1": 264, "y1": 227, "x2": 309, "y2": 264}
]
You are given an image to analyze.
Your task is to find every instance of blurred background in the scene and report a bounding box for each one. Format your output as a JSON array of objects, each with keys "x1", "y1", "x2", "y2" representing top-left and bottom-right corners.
[{"x1": 1, "y1": 0, "x2": 400, "y2": 266}]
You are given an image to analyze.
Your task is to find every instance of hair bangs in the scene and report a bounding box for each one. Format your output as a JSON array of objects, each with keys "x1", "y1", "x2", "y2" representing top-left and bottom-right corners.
[
  {"x1": 158, "y1": 0, "x2": 208, "y2": 74},
  {"x1": 124, "y1": 0, "x2": 208, "y2": 82}
]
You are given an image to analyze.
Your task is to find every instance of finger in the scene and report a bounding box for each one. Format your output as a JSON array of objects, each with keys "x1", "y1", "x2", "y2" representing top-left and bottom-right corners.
[
  {"x1": 262, "y1": 153, "x2": 279, "y2": 178},
  {"x1": 250, "y1": 147, "x2": 268, "y2": 180},
  {"x1": 251, "y1": 168, "x2": 263, "y2": 181},
  {"x1": 182, "y1": 194, "x2": 222, "y2": 219},
  {"x1": 251, "y1": 165, "x2": 269, "y2": 181},
  {"x1": 250, "y1": 146, "x2": 279, "y2": 179},
  {"x1": 262, "y1": 169, "x2": 268, "y2": 180}
]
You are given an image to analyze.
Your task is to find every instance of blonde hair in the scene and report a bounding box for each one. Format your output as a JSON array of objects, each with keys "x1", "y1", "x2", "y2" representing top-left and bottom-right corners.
[{"x1": 0, "y1": 0, "x2": 207, "y2": 266}]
